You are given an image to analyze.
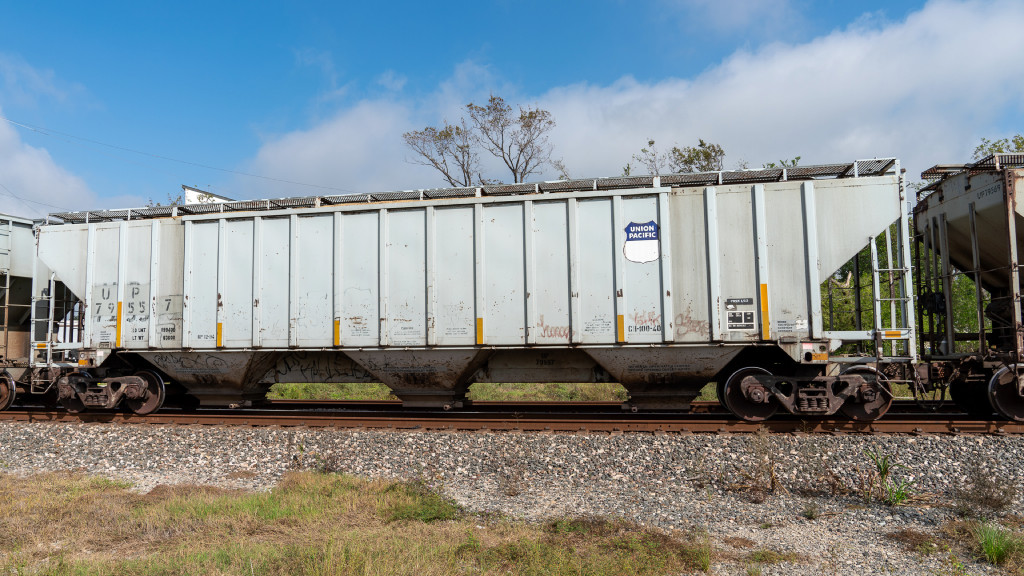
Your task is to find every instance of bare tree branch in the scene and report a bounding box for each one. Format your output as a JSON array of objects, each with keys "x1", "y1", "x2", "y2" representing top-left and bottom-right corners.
[
  {"x1": 402, "y1": 119, "x2": 479, "y2": 187},
  {"x1": 632, "y1": 139, "x2": 668, "y2": 176},
  {"x1": 467, "y1": 95, "x2": 555, "y2": 183}
]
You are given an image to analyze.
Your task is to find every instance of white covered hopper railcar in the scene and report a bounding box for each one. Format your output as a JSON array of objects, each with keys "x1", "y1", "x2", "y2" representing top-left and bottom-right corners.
[{"x1": 24, "y1": 159, "x2": 912, "y2": 420}]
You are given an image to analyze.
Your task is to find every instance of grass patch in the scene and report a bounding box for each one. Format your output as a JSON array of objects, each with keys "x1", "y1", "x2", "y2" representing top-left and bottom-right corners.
[
  {"x1": 976, "y1": 522, "x2": 1021, "y2": 566},
  {"x1": 468, "y1": 382, "x2": 627, "y2": 402},
  {"x1": 860, "y1": 448, "x2": 915, "y2": 506},
  {"x1": 383, "y1": 481, "x2": 462, "y2": 523},
  {"x1": 800, "y1": 502, "x2": 820, "y2": 520},
  {"x1": 267, "y1": 382, "x2": 631, "y2": 402},
  {"x1": 267, "y1": 382, "x2": 397, "y2": 400},
  {"x1": 0, "y1": 471, "x2": 707, "y2": 575}
]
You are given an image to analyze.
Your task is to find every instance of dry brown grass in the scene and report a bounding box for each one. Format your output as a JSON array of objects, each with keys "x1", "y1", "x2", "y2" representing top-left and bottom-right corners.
[
  {"x1": 0, "y1": 471, "x2": 712, "y2": 575},
  {"x1": 887, "y1": 528, "x2": 941, "y2": 555}
]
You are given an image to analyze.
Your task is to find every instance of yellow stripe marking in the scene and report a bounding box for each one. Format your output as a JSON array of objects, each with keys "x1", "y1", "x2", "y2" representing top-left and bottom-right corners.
[
  {"x1": 884, "y1": 330, "x2": 903, "y2": 339},
  {"x1": 759, "y1": 284, "x2": 770, "y2": 341},
  {"x1": 616, "y1": 315, "x2": 625, "y2": 343},
  {"x1": 334, "y1": 319, "x2": 341, "y2": 346},
  {"x1": 475, "y1": 318, "x2": 484, "y2": 345},
  {"x1": 35, "y1": 342, "x2": 46, "y2": 349},
  {"x1": 115, "y1": 301, "x2": 123, "y2": 347},
  {"x1": 216, "y1": 322, "x2": 223, "y2": 347}
]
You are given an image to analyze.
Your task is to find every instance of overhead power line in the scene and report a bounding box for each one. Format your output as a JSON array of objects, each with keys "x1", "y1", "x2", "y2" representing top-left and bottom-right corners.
[
  {"x1": 0, "y1": 180, "x2": 69, "y2": 217},
  {"x1": 0, "y1": 115, "x2": 358, "y2": 194}
]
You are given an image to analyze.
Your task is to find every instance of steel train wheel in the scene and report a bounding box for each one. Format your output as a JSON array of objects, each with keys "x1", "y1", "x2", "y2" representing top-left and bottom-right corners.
[
  {"x1": 0, "y1": 372, "x2": 15, "y2": 411},
  {"x1": 988, "y1": 365, "x2": 1024, "y2": 422},
  {"x1": 721, "y1": 367, "x2": 777, "y2": 421},
  {"x1": 126, "y1": 371, "x2": 166, "y2": 415},
  {"x1": 838, "y1": 366, "x2": 893, "y2": 421}
]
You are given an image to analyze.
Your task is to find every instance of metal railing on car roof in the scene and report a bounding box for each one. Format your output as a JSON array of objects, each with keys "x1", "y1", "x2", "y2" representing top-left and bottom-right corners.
[{"x1": 47, "y1": 158, "x2": 898, "y2": 224}]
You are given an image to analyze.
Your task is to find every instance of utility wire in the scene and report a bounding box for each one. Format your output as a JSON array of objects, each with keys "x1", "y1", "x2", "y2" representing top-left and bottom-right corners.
[
  {"x1": 0, "y1": 115, "x2": 358, "y2": 194},
  {"x1": 0, "y1": 180, "x2": 68, "y2": 217}
]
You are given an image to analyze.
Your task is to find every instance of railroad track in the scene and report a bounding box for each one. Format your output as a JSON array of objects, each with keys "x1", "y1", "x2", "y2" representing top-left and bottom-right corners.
[{"x1": 1, "y1": 400, "x2": 1021, "y2": 434}]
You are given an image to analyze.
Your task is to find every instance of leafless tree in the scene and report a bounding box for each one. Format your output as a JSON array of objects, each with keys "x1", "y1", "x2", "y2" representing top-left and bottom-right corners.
[
  {"x1": 466, "y1": 95, "x2": 555, "y2": 183},
  {"x1": 402, "y1": 119, "x2": 480, "y2": 187},
  {"x1": 632, "y1": 139, "x2": 668, "y2": 175}
]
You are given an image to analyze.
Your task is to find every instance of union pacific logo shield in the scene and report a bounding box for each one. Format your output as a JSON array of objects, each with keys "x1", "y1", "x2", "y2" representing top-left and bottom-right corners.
[{"x1": 623, "y1": 221, "x2": 660, "y2": 263}]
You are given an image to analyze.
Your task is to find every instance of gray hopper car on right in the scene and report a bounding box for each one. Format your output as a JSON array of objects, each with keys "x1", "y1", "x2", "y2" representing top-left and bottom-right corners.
[
  {"x1": 913, "y1": 154, "x2": 1024, "y2": 420},
  {"x1": 12, "y1": 157, "x2": 921, "y2": 421}
]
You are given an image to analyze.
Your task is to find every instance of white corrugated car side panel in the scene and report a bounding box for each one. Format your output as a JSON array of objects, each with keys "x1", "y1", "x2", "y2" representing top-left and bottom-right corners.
[
  {"x1": 432, "y1": 207, "x2": 475, "y2": 346},
  {"x1": 530, "y1": 201, "x2": 570, "y2": 344}
]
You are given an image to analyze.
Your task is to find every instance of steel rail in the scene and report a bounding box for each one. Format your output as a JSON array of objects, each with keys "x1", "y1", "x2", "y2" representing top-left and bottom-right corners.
[{"x1": 0, "y1": 406, "x2": 1021, "y2": 434}]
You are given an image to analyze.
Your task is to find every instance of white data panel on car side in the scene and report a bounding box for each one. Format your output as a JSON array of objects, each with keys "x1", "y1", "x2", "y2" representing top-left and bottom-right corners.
[
  {"x1": 259, "y1": 218, "x2": 290, "y2": 347},
  {"x1": 387, "y1": 209, "x2": 427, "y2": 346},
  {"x1": 90, "y1": 224, "x2": 120, "y2": 346},
  {"x1": 576, "y1": 199, "x2": 616, "y2": 344},
  {"x1": 482, "y1": 203, "x2": 526, "y2": 345},
  {"x1": 531, "y1": 201, "x2": 571, "y2": 344},
  {"x1": 621, "y1": 195, "x2": 664, "y2": 343},
  {"x1": 295, "y1": 215, "x2": 334, "y2": 347},
  {"x1": 222, "y1": 219, "x2": 254, "y2": 347},
  {"x1": 432, "y1": 207, "x2": 475, "y2": 346},
  {"x1": 188, "y1": 221, "x2": 219, "y2": 348},
  {"x1": 341, "y1": 211, "x2": 380, "y2": 346},
  {"x1": 122, "y1": 223, "x2": 153, "y2": 349}
]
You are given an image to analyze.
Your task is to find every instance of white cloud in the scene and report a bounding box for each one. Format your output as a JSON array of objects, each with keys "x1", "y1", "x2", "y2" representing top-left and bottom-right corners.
[
  {"x1": 0, "y1": 114, "x2": 98, "y2": 217},
  {"x1": 664, "y1": 0, "x2": 803, "y2": 35},
  {"x1": 243, "y1": 99, "x2": 425, "y2": 197},
  {"x1": 246, "y1": 0, "x2": 1024, "y2": 193},
  {"x1": 543, "y1": 0, "x2": 1024, "y2": 181},
  {"x1": 376, "y1": 70, "x2": 407, "y2": 93},
  {"x1": 0, "y1": 53, "x2": 85, "y2": 108}
]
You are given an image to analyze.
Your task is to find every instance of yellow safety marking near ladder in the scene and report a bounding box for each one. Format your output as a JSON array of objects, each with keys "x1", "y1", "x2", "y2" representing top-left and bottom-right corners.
[
  {"x1": 759, "y1": 284, "x2": 770, "y2": 341},
  {"x1": 216, "y1": 322, "x2": 223, "y2": 347},
  {"x1": 884, "y1": 330, "x2": 903, "y2": 339},
  {"x1": 35, "y1": 342, "x2": 46, "y2": 349},
  {"x1": 115, "y1": 302, "x2": 123, "y2": 347},
  {"x1": 616, "y1": 315, "x2": 625, "y2": 343},
  {"x1": 475, "y1": 318, "x2": 484, "y2": 345},
  {"x1": 334, "y1": 319, "x2": 341, "y2": 346}
]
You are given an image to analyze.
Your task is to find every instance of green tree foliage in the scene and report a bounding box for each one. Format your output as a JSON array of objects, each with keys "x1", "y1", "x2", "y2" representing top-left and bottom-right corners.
[
  {"x1": 626, "y1": 138, "x2": 727, "y2": 175},
  {"x1": 762, "y1": 156, "x2": 801, "y2": 169},
  {"x1": 403, "y1": 95, "x2": 557, "y2": 185},
  {"x1": 824, "y1": 219, "x2": 989, "y2": 356},
  {"x1": 669, "y1": 139, "x2": 726, "y2": 173},
  {"x1": 973, "y1": 134, "x2": 1024, "y2": 159}
]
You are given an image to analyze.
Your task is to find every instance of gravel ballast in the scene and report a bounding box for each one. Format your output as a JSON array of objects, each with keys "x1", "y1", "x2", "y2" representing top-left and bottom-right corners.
[{"x1": 0, "y1": 421, "x2": 1018, "y2": 575}]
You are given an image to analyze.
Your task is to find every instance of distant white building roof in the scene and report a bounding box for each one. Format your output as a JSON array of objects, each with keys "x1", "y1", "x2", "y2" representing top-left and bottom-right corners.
[{"x1": 182, "y1": 185, "x2": 234, "y2": 204}]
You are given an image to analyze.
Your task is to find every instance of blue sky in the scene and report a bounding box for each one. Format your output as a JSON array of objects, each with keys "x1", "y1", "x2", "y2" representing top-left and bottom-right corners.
[{"x1": 0, "y1": 0, "x2": 1022, "y2": 217}]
